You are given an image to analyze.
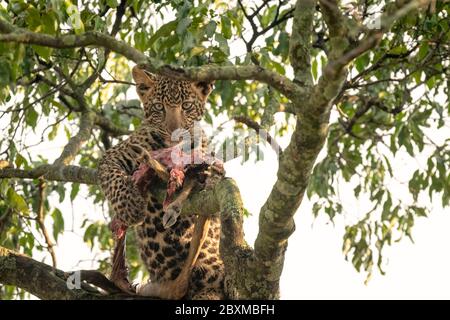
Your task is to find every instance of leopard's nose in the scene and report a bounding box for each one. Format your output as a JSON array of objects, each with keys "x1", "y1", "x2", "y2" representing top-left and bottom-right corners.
[{"x1": 165, "y1": 107, "x2": 183, "y2": 133}]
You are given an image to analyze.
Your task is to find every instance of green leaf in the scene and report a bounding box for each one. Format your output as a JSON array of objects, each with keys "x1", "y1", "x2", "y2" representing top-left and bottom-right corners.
[
  {"x1": 426, "y1": 76, "x2": 436, "y2": 89},
  {"x1": 70, "y1": 183, "x2": 80, "y2": 201},
  {"x1": 84, "y1": 223, "x2": 98, "y2": 249},
  {"x1": 381, "y1": 196, "x2": 392, "y2": 221},
  {"x1": 355, "y1": 54, "x2": 370, "y2": 73},
  {"x1": 55, "y1": 182, "x2": 66, "y2": 202},
  {"x1": 25, "y1": 6, "x2": 41, "y2": 30},
  {"x1": 106, "y1": 0, "x2": 119, "y2": 8},
  {"x1": 270, "y1": 60, "x2": 285, "y2": 75},
  {"x1": 418, "y1": 41, "x2": 429, "y2": 60},
  {"x1": 412, "y1": 206, "x2": 427, "y2": 217},
  {"x1": 205, "y1": 21, "x2": 217, "y2": 38},
  {"x1": 41, "y1": 12, "x2": 57, "y2": 35},
  {"x1": 191, "y1": 46, "x2": 206, "y2": 56},
  {"x1": 148, "y1": 20, "x2": 178, "y2": 48},
  {"x1": 221, "y1": 16, "x2": 232, "y2": 39},
  {"x1": 134, "y1": 31, "x2": 147, "y2": 51},
  {"x1": 312, "y1": 58, "x2": 318, "y2": 80},
  {"x1": 14, "y1": 153, "x2": 28, "y2": 169},
  {"x1": 412, "y1": 71, "x2": 423, "y2": 84},
  {"x1": 65, "y1": 2, "x2": 85, "y2": 34},
  {"x1": 388, "y1": 45, "x2": 407, "y2": 55},
  {"x1": 51, "y1": 208, "x2": 64, "y2": 241},
  {"x1": 182, "y1": 32, "x2": 195, "y2": 52},
  {"x1": 176, "y1": 17, "x2": 192, "y2": 36},
  {"x1": 6, "y1": 188, "x2": 29, "y2": 214},
  {"x1": 0, "y1": 59, "x2": 11, "y2": 85},
  {"x1": 215, "y1": 33, "x2": 229, "y2": 56},
  {"x1": 25, "y1": 107, "x2": 39, "y2": 128},
  {"x1": 48, "y1": 124, "x2": 59, "y2": 141},
  {"x1": 33, "y1": 45, "x2": 52, "y2": 60}
]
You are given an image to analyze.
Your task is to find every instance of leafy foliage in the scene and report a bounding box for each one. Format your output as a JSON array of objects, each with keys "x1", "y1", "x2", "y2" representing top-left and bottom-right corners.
[{"x1": 0, "y1": 0, "x2": 449, "y2": 299}]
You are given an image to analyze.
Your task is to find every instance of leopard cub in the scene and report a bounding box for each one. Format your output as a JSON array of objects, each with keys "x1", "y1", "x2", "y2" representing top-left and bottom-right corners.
[{"x1": 97, "y1": 66, "x2": 224, "y2": 299}]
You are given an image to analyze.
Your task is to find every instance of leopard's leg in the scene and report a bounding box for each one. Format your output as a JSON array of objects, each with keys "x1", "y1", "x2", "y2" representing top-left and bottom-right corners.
[
  {"x1": 137, "y1": 215, "x2": 210, "y2": 299},
  {"x1": 98, "y1": 146, "x2": 157, "y2": 293}
]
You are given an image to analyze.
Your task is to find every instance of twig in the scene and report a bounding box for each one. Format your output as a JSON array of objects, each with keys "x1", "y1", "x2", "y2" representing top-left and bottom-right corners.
[
  {"x1": 53, "y1": 112, "x2": 95, "y2": 166},
  {"x1": 233, "y1": 116, "x2": 282, "y2": 154},
  {"x1": 36, "y1": 179, "x2": 57, "y2": 268}
]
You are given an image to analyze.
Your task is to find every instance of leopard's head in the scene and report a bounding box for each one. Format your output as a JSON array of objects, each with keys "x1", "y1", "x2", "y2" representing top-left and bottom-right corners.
[{"x1": 132, "y1": 65, "x2": 214, "y2": 134}]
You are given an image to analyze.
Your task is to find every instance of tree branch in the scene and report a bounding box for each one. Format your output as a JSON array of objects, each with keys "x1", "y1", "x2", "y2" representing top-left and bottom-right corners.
[
  {"x1": 0, "y1": 18, "x2": 302, "y2": 99},
  {"x1": 36, "y1": 180, "x2": 57, "y2": 268},
  {"x1": 233, "y1": 116, "x2": 282, "y2": 154},
  {"x1": 0, "y1": 246, "x2": 151, "y2": 299},
  {"x1": 238, "y1": 0, "x2": 294, "y2": 62},
  {"x1": 240, "y1": 0, "x2": 431, "y2": 299},
  {"x1": 81, "y1": 0, "x2": 127, "y2": 91},
  {"x1": 319, "y1": 0, "x2": 348, "y2": 39},
  {"x1": 93, "y1": 114, "x2": 131, "y2": 137},
  {"x1": 53, "y1": 112, "x2": 95, "y2": 166},
  {"x1": 0, "y1": 165, "x2": 97, "y2": 185},
  {"x1": 58, "y1": 94, "x2": 130, "y2": 137},
  {"x1": 323, "y1": 0, "x2": 431, "y2": 79},
  {"x1": 0, "y1": 246, "x2": 88, "y2": 299},
  {"x1": 289, "y1": 0, "x2": 315, "y2": 88}
]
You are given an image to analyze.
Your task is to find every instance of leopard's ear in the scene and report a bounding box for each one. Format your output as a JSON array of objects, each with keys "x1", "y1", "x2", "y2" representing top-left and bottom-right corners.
[
  {"x1": 192, "y1": 81, "x2": 214, "y2": 101},
  {"x1": 132, "y1": 66, "x2": 157, "y2": 100}
]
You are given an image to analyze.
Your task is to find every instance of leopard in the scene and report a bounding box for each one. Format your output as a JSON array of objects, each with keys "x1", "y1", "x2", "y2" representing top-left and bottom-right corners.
[{"x1": 97, "y1": 65, "x2": 225, "y2": 299}]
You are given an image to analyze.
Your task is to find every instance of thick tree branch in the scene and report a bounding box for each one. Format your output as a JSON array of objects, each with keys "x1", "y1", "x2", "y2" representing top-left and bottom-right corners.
[
  {"x1": 0, "y1": 246, "x2": 88, "y2": 299},
  {"x1": 0, "y1": 162, "x2": 244, "y2": 221},
  {"x1": 0, "y1": 165, "x2": 97, "y2": 185},
  {"x1": 319, "y1": 0, "x2": 348, "y2": 39},
  {"x1": 0, "y1": 18, "x2": 302, "y2": 100},
  {"x1": 0, "y1": 246, "x2": 151, "y2": 299},
  {"x1": 140, "y1": 63, "x2": 301, "y2": 100},
  {"x1": 289, "y1": 0, "x2": 315, "y2": 87},
  {"x1": 0, "y1": 20, "x2": 146, "y2": 63},
  {"x1": 242, "y1": 0, "x2": 431, "y2": 299}
]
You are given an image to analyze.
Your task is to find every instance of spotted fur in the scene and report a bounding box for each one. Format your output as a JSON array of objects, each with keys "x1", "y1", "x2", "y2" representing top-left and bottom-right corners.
[{"x1": 97, "y1": 66, "x2": 224, "y2": 299}]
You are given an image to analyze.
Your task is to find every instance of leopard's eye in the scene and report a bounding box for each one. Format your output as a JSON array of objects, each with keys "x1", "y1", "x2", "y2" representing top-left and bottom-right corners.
[
  {"x1": 152, "y1": 103, "x2": 164, "y2": 111},
  {"x1": 182, "y1": 102, "x2": 194, "y2": 111}
]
